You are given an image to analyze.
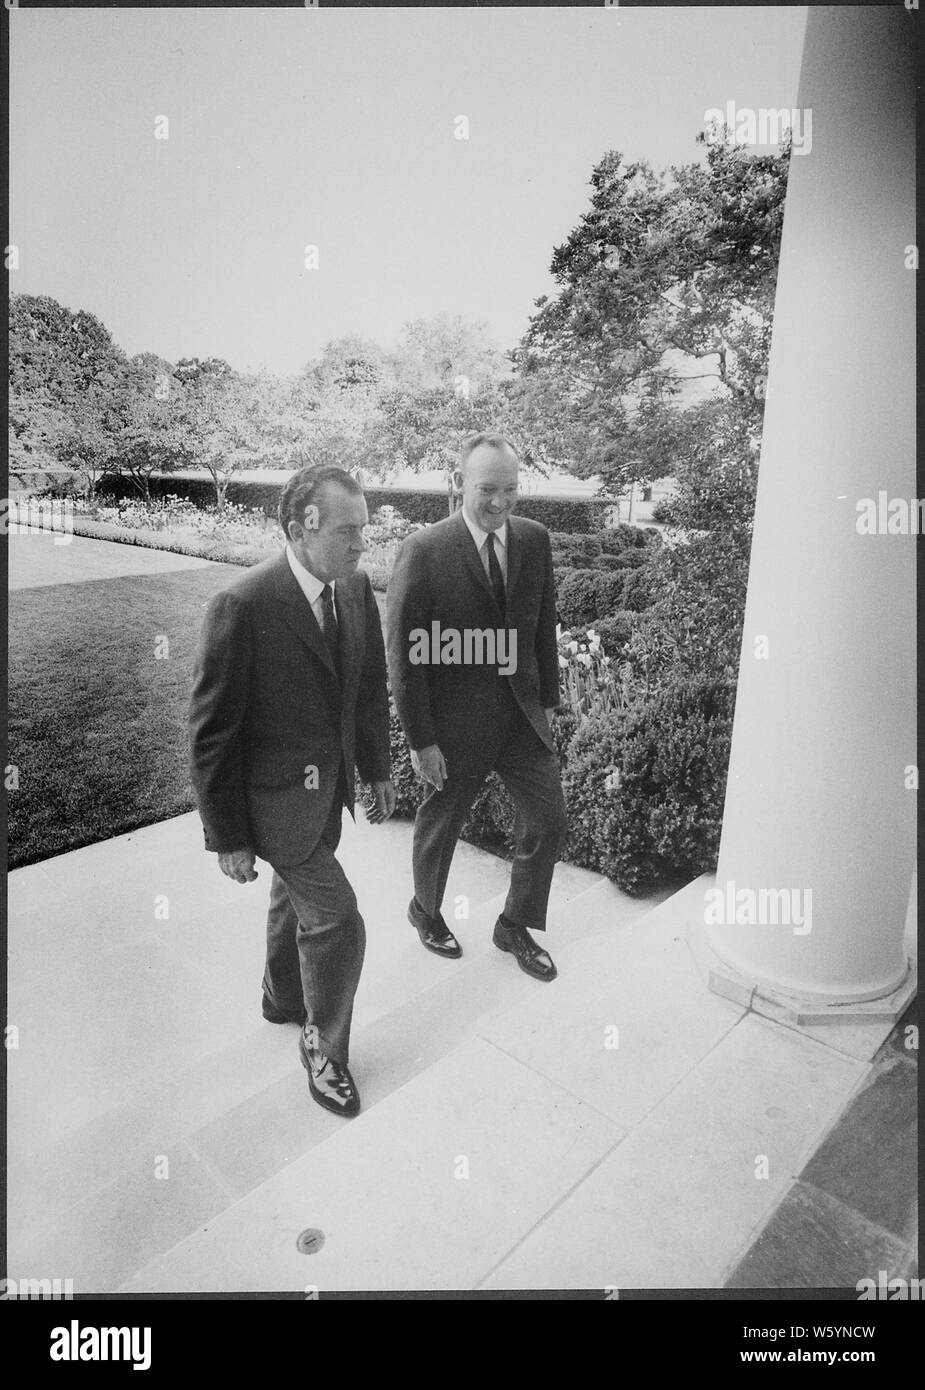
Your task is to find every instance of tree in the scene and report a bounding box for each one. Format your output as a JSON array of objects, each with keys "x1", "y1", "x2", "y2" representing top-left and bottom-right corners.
[
  {"x1": 9, "y1": 294, "x2": 132, "y2": 494},
  {"x1": 113, "y1": 354, "x2": 189, "y2": 500},
  {"x1": 391, "y1": 313, "x2": 510, "y2": 396},
  {"x1": 513, "y1": 134, "x2": 789, "y2": 528},
  {"x1": 8, "y1": 387, "x2": 69, "y2": 474},
  {"x1": 512, "y1": 133, "x2": 790, "y2": 698},
  {"x1": 173, "y1": 366, "x2": 256, "y2": 510},
  {"x1": 359, "y1": 315, "x2": 515, "y2": 489},
  {"x1": 288, "y1": 336, "x2": 390, "y2": 475},
  {"x1": 9, "y1": 294, "x2": 128, "y2": 406},
  {"x1": 56, "y1": 375, "x2": 128, "y2": 500}
]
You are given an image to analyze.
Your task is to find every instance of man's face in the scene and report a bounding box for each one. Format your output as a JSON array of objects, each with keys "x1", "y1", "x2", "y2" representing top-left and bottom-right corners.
[
  {"x1": 454, "y1": 443, "x2": 519, "y2": 532},
  {"x1": 287, "y1": 482, "x2": 368, "y2": 582}
]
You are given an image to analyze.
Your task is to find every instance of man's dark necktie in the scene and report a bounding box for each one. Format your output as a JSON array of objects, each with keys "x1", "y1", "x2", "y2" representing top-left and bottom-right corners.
[
  {"x1": 485, "y1": 531, "x2": 506, "y2": 613},
  {"x1": 320, "y1": 583, "x2": 342, "y2": 681}
]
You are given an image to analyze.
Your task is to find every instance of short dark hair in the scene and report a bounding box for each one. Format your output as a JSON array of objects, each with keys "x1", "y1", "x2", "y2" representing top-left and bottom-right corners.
[
  {"x1": 458, "y1": 431, "x2": 520, "y2": 472},
  {"x1": 278, "y1": 465, "x2": 363, "y2": 536}
]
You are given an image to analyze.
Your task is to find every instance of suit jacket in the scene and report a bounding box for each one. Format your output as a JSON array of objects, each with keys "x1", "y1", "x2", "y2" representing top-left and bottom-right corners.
[
  {"x1": 189, "y1": 549, "x2": 390, "y2": 865},
  {"x1": 386, "y1": 508, "x2": 561, "y2": 759}
]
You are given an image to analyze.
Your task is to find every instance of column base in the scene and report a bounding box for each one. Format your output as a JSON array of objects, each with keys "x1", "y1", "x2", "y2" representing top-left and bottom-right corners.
[{"x1": 685, "y1": 875, "x2": 917, "y2": 1028}]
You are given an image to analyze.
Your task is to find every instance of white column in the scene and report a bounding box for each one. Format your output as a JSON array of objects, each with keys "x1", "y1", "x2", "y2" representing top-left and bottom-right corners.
[{"x1": 704, "y1": 5, "x2": 916, "y2": 1004}]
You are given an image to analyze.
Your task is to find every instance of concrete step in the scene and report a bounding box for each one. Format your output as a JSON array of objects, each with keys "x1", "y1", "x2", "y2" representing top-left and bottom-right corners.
[
  {"x1": 117, "y1": 878, "x2": 871, "y2": 1294},
  {"x1": 6, "y1": 813, "x2": 628, "y2": 1293}
]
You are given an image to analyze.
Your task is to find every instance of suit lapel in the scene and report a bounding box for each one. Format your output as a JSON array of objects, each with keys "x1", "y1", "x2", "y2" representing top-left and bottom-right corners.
[
  {"x1": 504, "y1": 518, "x2": 522, "y2": 606},
  {"x1": 272, "y1": 551, "x2": 339, "y2": 683},
  {"x1": 333, "y1": 577, "x2": 361, "y2": 694}
]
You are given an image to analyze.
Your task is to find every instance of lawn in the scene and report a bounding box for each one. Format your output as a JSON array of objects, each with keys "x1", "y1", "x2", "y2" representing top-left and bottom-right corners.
[
  {"x1": 8, "y1": 566, "x2": 246, "y2": 867},
  {"x1": 8, "y1": 562, "x2": 390, "y2": 869}
]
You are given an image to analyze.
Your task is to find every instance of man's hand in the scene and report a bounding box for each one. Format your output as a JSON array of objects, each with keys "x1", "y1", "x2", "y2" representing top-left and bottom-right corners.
[
  {"x1": 366, "y1": 779, "x2": 397, "y2": 824},
  {"x1": 411, "y1": 744, "x2": 447, "y2": 790},
  {"x1": 218, "y1": 848, "x2": 258, "y2": 884}
]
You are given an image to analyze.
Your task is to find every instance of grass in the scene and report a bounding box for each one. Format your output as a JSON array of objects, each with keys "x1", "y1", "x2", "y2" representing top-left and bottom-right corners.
[
  {"x1": 8, "y1": 561, "x2": 388, "y2": 868},
  {"x1": 8, "y1": 566, "x2": 241, "y2": 868}
]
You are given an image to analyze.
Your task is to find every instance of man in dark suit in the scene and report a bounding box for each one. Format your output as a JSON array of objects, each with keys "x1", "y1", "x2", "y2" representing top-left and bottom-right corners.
[
  {"x1": 387, "y1": 432, "x2": 566, "y2": 980},
  {"x1": 189, "y1": 465, "x2": 394, "y2": 1118}
]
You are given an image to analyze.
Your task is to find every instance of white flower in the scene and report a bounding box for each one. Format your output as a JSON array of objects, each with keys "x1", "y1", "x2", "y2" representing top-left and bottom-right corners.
[
  {"x1": 577, "y1": 652, "x2": 592, "y2": 668},
  {"x1": 567, "y1": 640, "x2": 578, "y2": 655},
  {"x1": 558, "y1": 655, "x2": 569, "y2": 669}
]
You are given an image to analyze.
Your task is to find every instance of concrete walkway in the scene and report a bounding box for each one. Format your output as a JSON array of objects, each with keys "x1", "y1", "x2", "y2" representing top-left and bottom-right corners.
[
  {"x1": 6, "y1": 808, "x2": 914, "y2": 1295},
  {"x1": 8, "y1": 526, "x2": 222, "y2": 589}
]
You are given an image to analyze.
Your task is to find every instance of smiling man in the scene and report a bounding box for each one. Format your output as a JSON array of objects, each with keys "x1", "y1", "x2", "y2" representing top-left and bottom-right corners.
[
  {"x1": 387, "y1": 432, "x2": 566, "y2": 980},
  {"x1": 189, "y1": 465, "x2": 394, "y2": 1118}
]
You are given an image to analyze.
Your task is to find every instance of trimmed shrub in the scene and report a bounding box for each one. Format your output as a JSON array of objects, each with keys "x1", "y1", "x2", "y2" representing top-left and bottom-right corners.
[
  {"x1": 561, "y1": 676, "x2": 736, "y2": 894},
  {"x1": 597, "y1": 523, "x2": 657, "y2": 554},
  {"x1": 560, "y1": 711, "x2": 625, "y2": 872},
  {"x1": 555, "y1": 567, "x2": 631, "y2": 626},
  {"x1": 620, "y1": 566, "x2": 653, "y2": 613},
  {"x1": 589, "y1": 612, "x2": 636, "y2": 658},
  {"x1": 549, "y1": 531, "x2": 604, "y2": 568},
  {"x1": 595, "y1": 549, "x2": 647, "y2": 573}
]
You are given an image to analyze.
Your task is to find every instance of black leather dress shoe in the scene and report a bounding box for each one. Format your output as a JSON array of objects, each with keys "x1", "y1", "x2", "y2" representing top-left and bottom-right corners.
[
  {"x1": 298, "y1": 1033, "x2": 360, "y2": 1117},
  {"x1": 407, "y1": 898, "x2": 462, "y2": 959},
  {"x1": 492, "y1": 917, "x2": 557, "y2": 982},
  {"x1": 262, "y1": 993, "x2": 307, "y2": 1026}
]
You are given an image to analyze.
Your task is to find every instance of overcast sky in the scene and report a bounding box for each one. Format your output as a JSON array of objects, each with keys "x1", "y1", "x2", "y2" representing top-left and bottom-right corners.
[{"x1": 10, "y1": 6, "x2": 807, "y2": 375}]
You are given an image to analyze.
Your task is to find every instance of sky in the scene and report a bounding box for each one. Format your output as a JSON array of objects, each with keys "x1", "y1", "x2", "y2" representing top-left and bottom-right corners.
[{"x1": 10, "y1": 6, "x2": 807, "y2": 376}]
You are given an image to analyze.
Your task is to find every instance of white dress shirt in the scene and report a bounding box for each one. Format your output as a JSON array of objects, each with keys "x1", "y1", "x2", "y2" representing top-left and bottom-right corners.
[
  {"x1": 461, "y1": 513, "x2": 508, "y2": 584},
  {"x1": 286, "y1": 544, "x2": 336, "y2": 629}
]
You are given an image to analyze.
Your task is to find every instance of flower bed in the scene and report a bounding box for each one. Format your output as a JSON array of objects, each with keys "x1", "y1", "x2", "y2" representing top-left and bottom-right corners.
[{"x1": 62, "y1": 494, "x2": 420, "y2": 586}]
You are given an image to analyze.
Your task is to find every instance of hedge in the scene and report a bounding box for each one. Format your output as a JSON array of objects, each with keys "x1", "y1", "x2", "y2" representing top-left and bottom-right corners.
[
  {"x1": 554, "y1": 568, "x2": 632, "y2": 626},
  {"x1": 599, "y1": 523, "x2": 658, "y2": 553},
  {"x1": 549, "y1": 531, "x2": 604, "y2": 567},
  {"x1": 359, "y1": 680, "x2": 734, "y2": 898},
  {"x1": 561, "y1": 676, "x2": 736, "y2": 894},
  {"x1": 551, "y1": 526, "x2": 662, "y2": 572},
  {"x1": 94, "y1": 474, "x2": 610, "y2": 532}
]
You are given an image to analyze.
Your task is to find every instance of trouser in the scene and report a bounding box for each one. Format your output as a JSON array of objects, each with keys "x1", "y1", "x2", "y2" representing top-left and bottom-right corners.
[
  {"x1": 262, "y1": 781, "x2": 364, "y2": 1065},
  {"x1": 412, "y1": 697, "x2": 567, "y2": 933}
]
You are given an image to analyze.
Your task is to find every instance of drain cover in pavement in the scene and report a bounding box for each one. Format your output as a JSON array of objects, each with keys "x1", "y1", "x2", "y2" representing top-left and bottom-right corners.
[{"x1": 296, "y1": 1228, "x2": 325, "y2": 1255}]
